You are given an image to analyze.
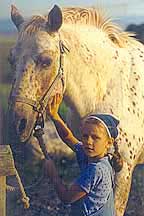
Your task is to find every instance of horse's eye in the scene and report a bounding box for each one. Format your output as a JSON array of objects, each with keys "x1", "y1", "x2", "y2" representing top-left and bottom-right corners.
[{"x1": 36, "y1": 56, "x2": 52, "y2": 67}]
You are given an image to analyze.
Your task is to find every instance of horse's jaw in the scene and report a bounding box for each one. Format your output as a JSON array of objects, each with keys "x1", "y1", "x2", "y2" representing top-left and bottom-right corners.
[{"x1": 9, "y1": 102, "x2": 38, "y2": 143}]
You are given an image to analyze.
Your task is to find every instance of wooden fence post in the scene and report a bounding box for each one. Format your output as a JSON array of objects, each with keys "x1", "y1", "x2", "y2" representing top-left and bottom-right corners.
[
  {"x1": 0, "y1": 105, "x2": 4, "y2": 145},
  {"x1": 0, "y1": 176, "x2": 6, "y2": 216},
  {"x1": 0, "y1": 145, "x2": 16, "y2": 216}
]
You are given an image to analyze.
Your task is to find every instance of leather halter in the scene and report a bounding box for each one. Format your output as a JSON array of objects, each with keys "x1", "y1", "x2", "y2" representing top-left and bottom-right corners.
[{"x1": 9, "y1": 40, "x2": 69, "y2": 128}]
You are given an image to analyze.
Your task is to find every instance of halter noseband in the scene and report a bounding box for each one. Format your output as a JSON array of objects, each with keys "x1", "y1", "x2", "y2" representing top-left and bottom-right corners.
[{"x1": 9, "y1": 40, "x2": 69, "y2": 128}]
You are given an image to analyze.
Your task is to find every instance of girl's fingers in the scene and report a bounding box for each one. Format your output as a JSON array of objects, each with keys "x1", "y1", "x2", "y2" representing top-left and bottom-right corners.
[
  {"x1": 55, "y1": 93, "x2": 59, "y2": 104},
  {"x1": 56, "y1": 93, "x2": 62, "y2": 104},
  {"x1": 51, "y1": 94, "x2": 56, "y2": 107},
  {"x1": 48, "y1": 96, "x2": 53, "y2": 105},
  {"x1": 48, "y1": 93, "x2": 63, "y2": 108},
  {"x1": 57, "y1": 93, "x2": 61, "y2": 103}
]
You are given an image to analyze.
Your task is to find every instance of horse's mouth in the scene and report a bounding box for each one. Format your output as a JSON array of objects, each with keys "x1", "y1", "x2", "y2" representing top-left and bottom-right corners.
[{"x1": 16, "y1": 118, "x2": 35, "y2": 142}]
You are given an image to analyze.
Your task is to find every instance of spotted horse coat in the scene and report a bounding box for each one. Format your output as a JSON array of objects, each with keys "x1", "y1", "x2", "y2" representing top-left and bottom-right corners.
[{"x1": 9, "y1": 5, "x2": 144, "y2": 216}]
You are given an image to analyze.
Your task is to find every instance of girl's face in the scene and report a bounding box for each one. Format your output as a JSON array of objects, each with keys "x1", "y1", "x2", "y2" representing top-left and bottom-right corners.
[{"x1": 81, "y1": 121, "x2": 113, "y2": 159}]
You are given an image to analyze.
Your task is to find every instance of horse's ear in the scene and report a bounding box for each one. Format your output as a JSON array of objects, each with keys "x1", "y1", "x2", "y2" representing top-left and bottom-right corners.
[
  {"x1": 46, "y1": 5, "x2": 63, "y2": 32},
  {"x1": 11, "y1": 5, "x2": 24, "y2": 31}
]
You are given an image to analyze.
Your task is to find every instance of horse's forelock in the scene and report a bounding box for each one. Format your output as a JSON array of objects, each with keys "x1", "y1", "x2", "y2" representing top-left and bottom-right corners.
[{"x1": 19, "y1": 15, "x2": 46, "y2": 39}]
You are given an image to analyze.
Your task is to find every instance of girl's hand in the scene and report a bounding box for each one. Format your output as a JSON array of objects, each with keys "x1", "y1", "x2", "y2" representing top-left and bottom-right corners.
[{"x1": 47, "y1": 93, "x2": 63, "y2": 119}]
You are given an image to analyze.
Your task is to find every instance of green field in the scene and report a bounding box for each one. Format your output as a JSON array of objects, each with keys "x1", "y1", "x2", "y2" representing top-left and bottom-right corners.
[
  {"x1": 0, "y1": 35, "x2": 15, "y2": 83},
  {"x1": 0, "y1": 35, "x2": 15, "y2": 105},
  {"x1": 0, "y1": 35, "x2": 15, "y2": 144}
]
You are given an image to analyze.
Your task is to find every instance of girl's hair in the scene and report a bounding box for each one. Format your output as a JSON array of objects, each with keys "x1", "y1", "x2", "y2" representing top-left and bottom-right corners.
[
  {"x1": 81, "y1": 117, "x2": 123, "y2": 172},
  {"x1": 108, "y1": 140, "x2": 123, "y2": 173}
]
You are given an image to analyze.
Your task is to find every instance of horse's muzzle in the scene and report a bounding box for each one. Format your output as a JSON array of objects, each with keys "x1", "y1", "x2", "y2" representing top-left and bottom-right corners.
[{"x1": 8, "y1": 102, "x2": 38, "y2": 142}]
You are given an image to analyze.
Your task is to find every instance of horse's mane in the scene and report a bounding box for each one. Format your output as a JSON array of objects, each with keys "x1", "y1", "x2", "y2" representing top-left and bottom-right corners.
[
  {"x1": 20, "y1": 7, "x2": 135, "y2": 48},
  {"x1": 62, "y1": 7, "x2": 135, "y2": 48}
]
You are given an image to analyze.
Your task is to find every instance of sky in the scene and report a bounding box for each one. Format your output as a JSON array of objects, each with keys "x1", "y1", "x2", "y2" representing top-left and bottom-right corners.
[{"x1": 1, "y1": 0, "x2": 144, "y2": 19}]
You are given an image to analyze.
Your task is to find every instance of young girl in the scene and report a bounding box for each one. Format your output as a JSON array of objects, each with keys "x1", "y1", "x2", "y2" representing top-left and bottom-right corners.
[{"x1": 36, "y1": 94, "x2": 123, "y2": 216}]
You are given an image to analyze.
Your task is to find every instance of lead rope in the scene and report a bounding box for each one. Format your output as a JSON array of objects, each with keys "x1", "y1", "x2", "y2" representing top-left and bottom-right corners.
[
  {"x1": 14, "y1": 168, "x2": 30, "y2": 208},
  {"x1": 6, "y1": 115, "x2": 45, "y2": 209},
  {"x1": 33, "y1": 126, "x2": 50, "y2": 160},
  {"x1": 6, "y1": 157, "x2": 30, "y2": 208}
]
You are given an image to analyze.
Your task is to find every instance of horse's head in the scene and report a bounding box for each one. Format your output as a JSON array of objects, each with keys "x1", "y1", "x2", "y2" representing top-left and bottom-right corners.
[{"x1": 8, "y1": 5, "x2": 65, "y2": 142}]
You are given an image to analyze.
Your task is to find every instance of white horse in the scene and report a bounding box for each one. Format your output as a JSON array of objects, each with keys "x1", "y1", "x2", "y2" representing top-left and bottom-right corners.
[{"x1": 9, "y1": 5, "x2": 144, "y2": 216}]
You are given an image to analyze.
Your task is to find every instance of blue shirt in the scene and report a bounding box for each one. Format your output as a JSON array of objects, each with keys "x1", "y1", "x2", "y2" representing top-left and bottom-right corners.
[{"x1": 71, "y1": 142, "x2": 115, "y2": 216}]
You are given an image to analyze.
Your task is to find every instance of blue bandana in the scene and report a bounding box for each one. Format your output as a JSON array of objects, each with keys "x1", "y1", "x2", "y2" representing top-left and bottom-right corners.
[{"x1": 87, "y1": 113, "x2": 119, "y2": 139}]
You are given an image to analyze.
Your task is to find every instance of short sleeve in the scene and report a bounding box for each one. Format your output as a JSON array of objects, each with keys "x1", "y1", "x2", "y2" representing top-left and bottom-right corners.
[
  {"x1": 74, "y1": 142, "x2": 88, "y2": 171},
  {"x1": 74, "y1": 142, "x2": 83, "y2": 152},
  {"x1": 75, "y1": 164, "x2": 102, "y2": 193}
]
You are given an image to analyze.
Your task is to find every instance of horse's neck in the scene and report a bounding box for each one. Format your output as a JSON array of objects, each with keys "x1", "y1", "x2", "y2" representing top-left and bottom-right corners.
[{"x1": 61, "y1": 25, "x2": 120, "y2": 117}]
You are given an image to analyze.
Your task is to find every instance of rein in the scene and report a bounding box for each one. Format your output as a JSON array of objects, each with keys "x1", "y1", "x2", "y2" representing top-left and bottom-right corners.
[{"x1": 9, "y1": 40, "x2": 69, "y2": 128}]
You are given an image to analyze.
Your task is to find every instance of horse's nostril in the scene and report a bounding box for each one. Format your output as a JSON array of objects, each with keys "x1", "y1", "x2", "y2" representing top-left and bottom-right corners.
[{"x1": 19, "y1": 118, "x2": 27, "y2": 133}]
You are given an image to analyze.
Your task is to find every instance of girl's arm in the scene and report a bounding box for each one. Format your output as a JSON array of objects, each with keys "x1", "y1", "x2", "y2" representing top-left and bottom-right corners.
[
  {"x1": 44, "y1": 158, "x2": 86, "y2": 203},
  {"x1": 47, "y1": 94, "x2": 79, "y2": 152}
]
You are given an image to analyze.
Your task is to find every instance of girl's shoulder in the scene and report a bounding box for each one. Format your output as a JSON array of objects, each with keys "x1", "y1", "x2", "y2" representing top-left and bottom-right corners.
[
  {"x1": 74, "y1": 142, "x2": 86, "y2": 157},
  {"x1": 90, "y1": 157, "x2": 112, "y2": 174},
  {"x1": 74, "y1": 142, "x2": 88, "y2": 170},
  {"x1": 91, "y1": 157, "x2": 115, "y2": 186}
]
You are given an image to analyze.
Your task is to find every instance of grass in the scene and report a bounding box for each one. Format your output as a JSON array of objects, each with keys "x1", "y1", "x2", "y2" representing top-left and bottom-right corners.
[
  {"x1": 0, "y1": 83, "x2": 11, "y2": 111},
  {"x1": 0, "y1": 35, "x2": 15, "y2": 83}
]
